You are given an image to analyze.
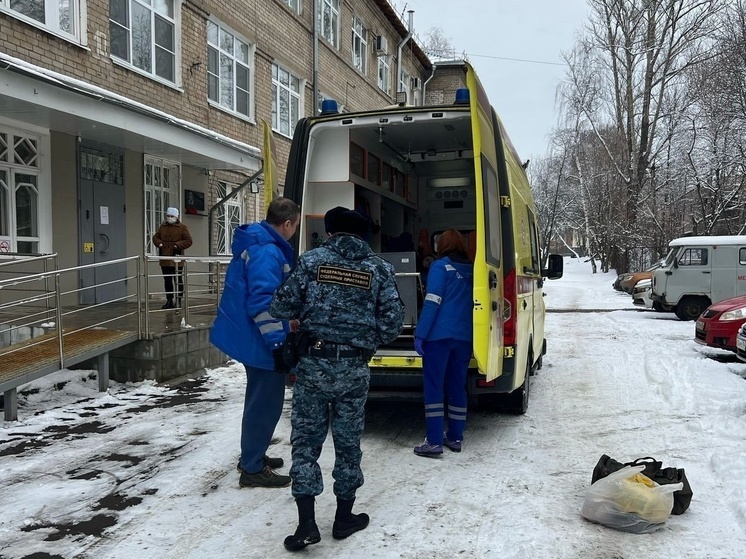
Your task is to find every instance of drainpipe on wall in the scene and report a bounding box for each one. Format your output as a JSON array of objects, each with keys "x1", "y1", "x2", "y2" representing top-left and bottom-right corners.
[
  {"x1": 396, "y1": 10, "x2": 414, "y2": 103},
  {"x1": 422, "y1": 63, "x2": 437, "y2": 107},
  {"x1": 313, "y1": 0, "x2": 319, "y2": 115}
]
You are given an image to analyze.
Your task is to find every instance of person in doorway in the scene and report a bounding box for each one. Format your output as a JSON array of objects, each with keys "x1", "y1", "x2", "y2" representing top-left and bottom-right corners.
[
  {"x1": 152, "y1": 207, "x2": 193, "y2": 309},
  {"x1": 270, "y1": 206, "x2": 404, "y2": 551},
  {"x1": 210, "y1": 197, "x2": 301, "y2": 488},
  {"x1": 413, "y1": 228, "x2": 474, "y2": 457}
]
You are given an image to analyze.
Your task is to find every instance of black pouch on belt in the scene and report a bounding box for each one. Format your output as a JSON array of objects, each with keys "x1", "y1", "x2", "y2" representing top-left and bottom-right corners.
[{"x1": 282, "y1": 331, "x2": 311, "y2": 368}]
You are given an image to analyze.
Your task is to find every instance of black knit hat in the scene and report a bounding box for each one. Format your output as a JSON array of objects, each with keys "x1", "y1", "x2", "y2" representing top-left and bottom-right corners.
[
  {"x1": 324, "y1": 206, "x2": 369, "y2": 237},
  {"x1": 324, "y1": 206, "x2": 349, "y2": 234}
]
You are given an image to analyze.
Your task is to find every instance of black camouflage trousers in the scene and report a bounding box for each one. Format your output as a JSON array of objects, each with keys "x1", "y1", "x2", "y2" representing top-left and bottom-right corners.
[{"x1": 289, "y1": 354, "x2": 370, "y2": 500}]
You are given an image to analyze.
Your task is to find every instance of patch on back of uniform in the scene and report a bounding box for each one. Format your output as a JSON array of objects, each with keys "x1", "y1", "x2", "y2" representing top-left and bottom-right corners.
[{"x1": 317, "y1": 265, "x2": 373, "y2": 290}]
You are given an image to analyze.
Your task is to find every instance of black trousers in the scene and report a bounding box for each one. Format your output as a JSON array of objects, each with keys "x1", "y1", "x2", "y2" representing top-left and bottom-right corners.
[{"x1": 161, "y1": 266, "x2": 184, "y2": 301}]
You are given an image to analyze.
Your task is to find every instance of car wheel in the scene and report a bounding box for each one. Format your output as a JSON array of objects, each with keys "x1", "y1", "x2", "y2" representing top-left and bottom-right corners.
[
  {"x1": 500, "y1": 355, "x2": 531, "y2": 414},
  {"x1": 674, "y1": 296, "x2": 710, "y2": 321}
]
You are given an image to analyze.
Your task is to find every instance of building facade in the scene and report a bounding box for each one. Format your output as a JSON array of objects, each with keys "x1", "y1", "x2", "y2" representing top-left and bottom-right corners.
[{"x1": 0, "y1": 0, "x2": 431, "y2": 297}]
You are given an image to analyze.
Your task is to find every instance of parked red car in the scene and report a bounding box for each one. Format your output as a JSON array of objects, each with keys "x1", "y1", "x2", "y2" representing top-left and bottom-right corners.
[{"x1": 695, "y1": 295, "x2": 746, "y2": 352}]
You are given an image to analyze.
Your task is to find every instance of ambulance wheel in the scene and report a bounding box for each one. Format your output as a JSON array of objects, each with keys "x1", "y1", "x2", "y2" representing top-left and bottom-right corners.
[
  {"x1": 674, "y1": 296, "x2": 709, "y2": 321},
  {"x1": 501, "y1": 357, "x2": 531, "y2": 415},
  {"x1": 531, "y1": 354, "x2": 542, "y2": 375}
]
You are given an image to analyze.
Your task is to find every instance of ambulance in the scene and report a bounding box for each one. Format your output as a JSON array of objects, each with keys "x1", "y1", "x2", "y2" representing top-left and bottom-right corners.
[{"x1": 282, "y1": 60, "x2": 562, "y2": 412}]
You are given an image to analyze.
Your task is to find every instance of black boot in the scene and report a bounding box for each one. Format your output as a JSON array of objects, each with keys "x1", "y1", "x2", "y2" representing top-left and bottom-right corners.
[
  {"x1": 332, "y1": 497, "x2": 369, "y2": 540},
  {"x1": 284, "y1": 496, "x2": 321, "y2": 552},
  {"x1": 161, "y1": 298, "x2": 175, "y2": 309}
]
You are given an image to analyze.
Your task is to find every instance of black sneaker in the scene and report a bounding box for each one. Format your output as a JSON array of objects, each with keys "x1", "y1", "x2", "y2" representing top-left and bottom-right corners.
[
  {"x1": 161, "y1": 300, "x2": 175, "y2": 309},
  {"x1": 236, "y1": 455, "x2": 284, "y2": 471},
  {"x1": 239, "y1": 465, "x2": 290, "y2": 488},
  {"x1": 264, "y1": 455, "x2": 284, "y2": 469}
]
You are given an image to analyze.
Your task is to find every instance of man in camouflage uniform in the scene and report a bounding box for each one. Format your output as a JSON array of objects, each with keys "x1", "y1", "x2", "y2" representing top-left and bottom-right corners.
[{"x1": 270, "y1": 206, "x2": 404, "y2": 552}]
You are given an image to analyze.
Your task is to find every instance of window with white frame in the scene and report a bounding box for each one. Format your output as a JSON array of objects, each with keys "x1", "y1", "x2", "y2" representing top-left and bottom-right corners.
[
  {"x1": 110, "y1": 0, "x2": 178, "y2": 84},
  {"x1": 284, "y1": 0, "x2": 300, "y2": 13},
  {"x1": 207, "y1": 21, "x2": 253, "y2": 119},
  {"x1": 1, "y1": 0, "x2": 82, "y2": 41},
  {"x1": 351, "y1": 15, "x2": 367, "y2": 73},
  {"x1": 377, "y1": 53, "x2": 390, "y2": 94},
  {"x1": 144, "y1": 156, "x2": 180, "y2": 255},
  {"x1": 317, "y1": 92, "x2": 328, "y2": 114},
  {"x1": 272, "y1": 64, "x2": 302, "y2": 137},
  {"x1": 0, "y1": 129, "x2": 41, "y2": 254},
  {"x1": 318, "y1": 0, "x2": 339, "y2": 49},
  {"x1": 398, "y1": 68, "x2": 410, "y2": 101},
  {"x1": 215, "y1": 180, "x2": 243, "y2": 255}
]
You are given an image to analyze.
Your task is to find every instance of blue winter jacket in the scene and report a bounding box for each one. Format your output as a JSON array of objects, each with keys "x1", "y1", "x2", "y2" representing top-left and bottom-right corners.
[
  {"x1": 210, "y1": 221, "x2": 294, "y2": 369},
  {"x1": 415, "y1": 255, "x2": 473, "y2": 342}
]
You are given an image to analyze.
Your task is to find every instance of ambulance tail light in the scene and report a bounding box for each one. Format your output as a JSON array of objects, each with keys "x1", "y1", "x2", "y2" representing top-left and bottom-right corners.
[{"x1": 503, "y1": 268, "x2": 516, "y2": 347}]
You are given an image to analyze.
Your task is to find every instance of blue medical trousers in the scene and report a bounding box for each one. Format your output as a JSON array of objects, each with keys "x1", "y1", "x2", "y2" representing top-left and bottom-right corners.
[
  {"x1": 240, "y1": 364, "x2": 286, "y2": 474},
  {"x1": 422, "y1": 338, "x2": 472, "y2": 445}
]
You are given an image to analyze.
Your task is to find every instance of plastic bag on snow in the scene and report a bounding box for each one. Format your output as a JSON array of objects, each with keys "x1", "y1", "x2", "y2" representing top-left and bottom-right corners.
[{"x1": 581, "y1": 465, "x2": 684, "y2": 533}]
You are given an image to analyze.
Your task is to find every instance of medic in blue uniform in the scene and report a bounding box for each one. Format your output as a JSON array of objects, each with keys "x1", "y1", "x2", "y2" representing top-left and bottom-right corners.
[{"x1": 413, "y1": 228, "x2": 474, "y2": 457}]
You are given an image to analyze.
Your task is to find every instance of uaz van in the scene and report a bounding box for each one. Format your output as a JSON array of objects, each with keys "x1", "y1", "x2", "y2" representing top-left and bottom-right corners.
[{"x1": 652, "y1": 236, "x2": 746, "y2": 320}]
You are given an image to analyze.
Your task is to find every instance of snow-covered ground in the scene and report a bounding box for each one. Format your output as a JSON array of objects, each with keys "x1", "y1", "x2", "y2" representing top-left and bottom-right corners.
[{"x1": 1, "y1": 257, "x2": 745, "y2": 558}]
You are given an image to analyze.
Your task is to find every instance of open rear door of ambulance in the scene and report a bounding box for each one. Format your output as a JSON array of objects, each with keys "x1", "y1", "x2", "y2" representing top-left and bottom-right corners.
[{"x1": 465, "y1": 65, "x2": 504, "y2": 382}]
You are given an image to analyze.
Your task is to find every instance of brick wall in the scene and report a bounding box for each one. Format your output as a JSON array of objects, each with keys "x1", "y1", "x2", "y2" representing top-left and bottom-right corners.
[{"x1": 0, "y1": 0, "x2": 430, "y2": 192}]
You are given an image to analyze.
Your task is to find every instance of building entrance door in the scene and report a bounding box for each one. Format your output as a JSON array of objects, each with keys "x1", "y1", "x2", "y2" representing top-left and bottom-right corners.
[{"x1": 78, "y1": 145, "x2": 127, "y2": 304}]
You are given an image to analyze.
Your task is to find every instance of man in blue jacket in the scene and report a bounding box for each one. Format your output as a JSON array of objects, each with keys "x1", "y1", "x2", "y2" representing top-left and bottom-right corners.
[{"x1": 210, "y1": 197, "x2": 300, "y2": 487}]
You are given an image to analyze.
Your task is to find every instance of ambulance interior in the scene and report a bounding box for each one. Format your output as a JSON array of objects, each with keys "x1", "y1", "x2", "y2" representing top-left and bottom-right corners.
[{"x1": 299, "y1": 110, "x2": 477, "y2": 343}]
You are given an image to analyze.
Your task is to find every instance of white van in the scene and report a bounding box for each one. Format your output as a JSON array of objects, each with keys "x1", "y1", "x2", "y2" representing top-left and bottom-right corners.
[{"x1": 651, "y1": 236, "x2": 746, "y2": 320}]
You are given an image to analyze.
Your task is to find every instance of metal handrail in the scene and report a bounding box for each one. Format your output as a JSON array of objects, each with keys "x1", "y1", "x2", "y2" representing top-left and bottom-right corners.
[
  {"x1": 144, "y1": 254, "x2": 230, "y2": 336},
  {"x1": 0, "y1": 254, "x2": 230, "y2": 367},
  {"x1": 0, "y1": 252, "x2": 58, "y2": 268},
  {"x1": 0, "y1": 255, "x2": 139, "y2": 287}
]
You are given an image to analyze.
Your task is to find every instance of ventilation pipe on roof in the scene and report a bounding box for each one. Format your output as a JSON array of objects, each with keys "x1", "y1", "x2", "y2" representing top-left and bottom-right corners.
[{"x1": 396, "y1": 10, "x2": 414, "y2": 105}]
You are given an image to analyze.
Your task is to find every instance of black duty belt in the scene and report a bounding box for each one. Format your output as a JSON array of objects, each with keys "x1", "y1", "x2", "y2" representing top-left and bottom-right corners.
[{"x1": 307, "y1": 340, "x2": 363, "y2": 359}]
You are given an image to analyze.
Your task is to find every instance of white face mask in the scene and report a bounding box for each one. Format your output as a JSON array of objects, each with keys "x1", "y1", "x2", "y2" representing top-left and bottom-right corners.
[{"x1": 166, "y1": 217, "x2": 177, "y2": 224}]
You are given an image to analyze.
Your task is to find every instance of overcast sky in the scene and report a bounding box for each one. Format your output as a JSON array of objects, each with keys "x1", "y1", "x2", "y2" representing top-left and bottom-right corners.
[{"x1": 394, "y1": 0, "x2": 589, "y2": 161}]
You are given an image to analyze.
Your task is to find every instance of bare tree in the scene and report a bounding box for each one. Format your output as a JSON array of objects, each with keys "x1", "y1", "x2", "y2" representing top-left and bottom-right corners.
[
  {"x1": 548, "y1": 0, "x2": 725, "y2": 273},
  {"x1": 421, "y1": 27, "x2": 457, "y2": 60}
]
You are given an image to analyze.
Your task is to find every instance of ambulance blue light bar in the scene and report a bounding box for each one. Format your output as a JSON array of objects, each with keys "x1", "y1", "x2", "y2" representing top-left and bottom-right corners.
[
  {"x1": 321, "y1": 99, "x2": 339, "y2": 115},
  {"x1": 454, "y1": 88, "x2": 470, "y2": 105}
]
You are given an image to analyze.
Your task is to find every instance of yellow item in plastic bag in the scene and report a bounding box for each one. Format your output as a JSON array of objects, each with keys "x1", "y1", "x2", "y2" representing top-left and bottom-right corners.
[
  {"x1": 581, "y1": 465, "x2": 684, "y2": 533},
  {"x1": 616, "y1": 473, "x2": 672, "y2": 524}
]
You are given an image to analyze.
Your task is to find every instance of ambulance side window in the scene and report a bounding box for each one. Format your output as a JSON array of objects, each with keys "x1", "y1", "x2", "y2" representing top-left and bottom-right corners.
[
  {"x1": 527, "y1": 210, "x2": 540, "y2": 274},
  {"x1": 482, "y1": 161, "x2": 500, "y2": 266}
]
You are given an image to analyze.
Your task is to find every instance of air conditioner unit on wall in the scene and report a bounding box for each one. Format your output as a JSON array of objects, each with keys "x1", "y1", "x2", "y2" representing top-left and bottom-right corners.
[{"x1": 375, "y1": 35, "x2": 388, "y2": 54}]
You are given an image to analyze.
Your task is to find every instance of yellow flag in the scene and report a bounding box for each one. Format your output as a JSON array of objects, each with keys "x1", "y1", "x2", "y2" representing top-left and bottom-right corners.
[{"x1": 262, "y1": 119, "x2": 279, "y2": 213}]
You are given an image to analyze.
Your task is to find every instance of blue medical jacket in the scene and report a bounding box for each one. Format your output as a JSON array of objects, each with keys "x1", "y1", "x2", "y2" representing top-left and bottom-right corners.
[{"x1": 415, "y1": 255, "x2": 473, "y2": 342}]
